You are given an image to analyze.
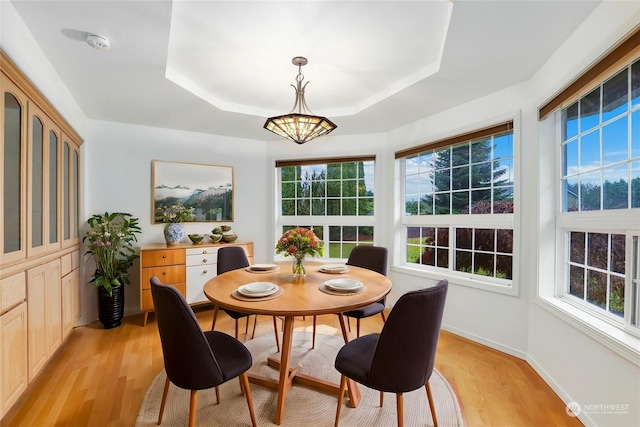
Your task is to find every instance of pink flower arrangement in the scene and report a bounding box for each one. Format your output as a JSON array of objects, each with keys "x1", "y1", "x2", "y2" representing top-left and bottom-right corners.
[{"x1": 275, "y1": 227, "x2": 323, "y2": 259}]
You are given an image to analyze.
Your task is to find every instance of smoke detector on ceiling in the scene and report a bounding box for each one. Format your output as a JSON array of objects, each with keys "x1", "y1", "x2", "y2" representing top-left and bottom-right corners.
[{"x1": 86, "y1": 34, "x2": 110, "y2": 50}]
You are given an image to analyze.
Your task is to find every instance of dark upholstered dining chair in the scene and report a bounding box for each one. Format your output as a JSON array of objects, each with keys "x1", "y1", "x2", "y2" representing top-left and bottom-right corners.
[
  {"x1": 333, "y1": 280, "x2": 448, "y2": 427},
  {"x1": 343, "y1": 245, "x2": 388, "y2": 335},
  {"x1": 211, "y1": 246, "x2": 281, "y2": 352},
  {"x1": 311, "y1": 245, "x2": 388, "y2": 348},
  {"x1": 150, "y1": 276, "x2": 257, "y2": 427}
]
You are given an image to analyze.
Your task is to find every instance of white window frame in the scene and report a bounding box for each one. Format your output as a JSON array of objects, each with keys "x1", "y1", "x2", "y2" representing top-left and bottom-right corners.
[
  {"x1": 396, "y1": 114, "x2": 521, "y2": 296},
  {"x1": 274, "y1": 157, "x2": 378, "y2": 261}
]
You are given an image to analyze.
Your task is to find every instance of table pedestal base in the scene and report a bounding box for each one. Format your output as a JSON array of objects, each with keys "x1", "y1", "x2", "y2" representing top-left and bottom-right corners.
[{"x1": 247, "y1": 316, "x2": 361, "y2": 425}]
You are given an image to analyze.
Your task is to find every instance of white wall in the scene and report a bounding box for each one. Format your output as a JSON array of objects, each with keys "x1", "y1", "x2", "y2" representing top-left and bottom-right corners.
[
  {"x1": 0, "y1": 0, "x2": 88, "y2": 137},
  {"x1": 82, "y1": 120, "x2": 268, "y2": 322}
]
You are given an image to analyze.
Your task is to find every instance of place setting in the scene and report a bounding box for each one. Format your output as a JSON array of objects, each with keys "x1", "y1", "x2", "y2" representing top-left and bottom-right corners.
[
  {"x1": 318, "y1": 263, "x2": 350, "y2": 274},
  {"x1": 232, "y1": 281, "x2": 283, "y2": 301},
  {"x1": 245, "y1": 263, "x2": 280, "y2": 273},
  {"x1": 319, "y1": 278, "x2": 366, "y2": 295}
]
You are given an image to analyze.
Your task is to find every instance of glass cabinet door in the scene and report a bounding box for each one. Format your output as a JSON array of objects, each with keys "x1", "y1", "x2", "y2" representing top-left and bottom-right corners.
[
  {"x1": 63, "y1": 141, "x2": 70, "y2": 241},
  {"x1": 30, "y1": 114, "x2": 44, "y2": 251},
  {"x1": 62, "y1": 138, "x2": 80, "y2": 246},
  {"x1": 27, "y1": 103, "x2": 61, "y2": 256},
  {"x1": 2, "y1": 85, "x2": 27, "y2": 263},
  {"x1": 49, "y1": 130, "x2": 58, "y2": 245}
]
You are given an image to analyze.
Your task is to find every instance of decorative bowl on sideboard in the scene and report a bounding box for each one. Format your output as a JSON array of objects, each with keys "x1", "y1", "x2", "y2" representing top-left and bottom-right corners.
[
  {"x1": 188, "y1": 234, "x2": 205, "y2": 244},
  {"x1": 222, "y1": 233, "x2": 238, "y2": 243}
]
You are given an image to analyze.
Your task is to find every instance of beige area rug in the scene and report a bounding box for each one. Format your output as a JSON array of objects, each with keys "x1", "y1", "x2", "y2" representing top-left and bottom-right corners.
[{"x1": 136, "y1": 332, "x2": 463, "y2": 427}]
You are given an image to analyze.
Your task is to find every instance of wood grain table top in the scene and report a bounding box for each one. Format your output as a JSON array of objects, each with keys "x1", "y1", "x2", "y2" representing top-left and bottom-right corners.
[{"x1": 203, "y1": 261, "x2": 392, "y2": 317}]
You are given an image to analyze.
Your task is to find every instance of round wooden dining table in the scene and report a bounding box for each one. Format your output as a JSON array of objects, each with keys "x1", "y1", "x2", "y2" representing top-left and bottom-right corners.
[{"x1": 203, "y1": 260, "x2": 392, "y2": 425}]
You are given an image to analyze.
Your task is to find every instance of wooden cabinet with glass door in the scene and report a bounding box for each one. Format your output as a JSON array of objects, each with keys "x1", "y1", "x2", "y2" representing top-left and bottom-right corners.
[{"x1": 1, "y1": 51, "x2": 83, "y2": 420}]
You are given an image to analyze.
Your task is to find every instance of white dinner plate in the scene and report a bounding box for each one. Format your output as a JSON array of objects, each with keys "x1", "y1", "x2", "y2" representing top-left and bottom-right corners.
[
  {"x1": 237, "y1": 282, "x2": 278, "y2": 297},
  {"x1": 250, "y1": 263, "x2": 279, "y2": 271},
  {"x1": 321, "y1": 263, "x2": 347, "y2": 271},
  {"x1": 324, "y1": 278, "x2": 362, "y2": 291}
]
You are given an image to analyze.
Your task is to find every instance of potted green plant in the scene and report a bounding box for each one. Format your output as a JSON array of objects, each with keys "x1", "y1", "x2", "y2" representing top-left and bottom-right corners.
[
  {"x1": 84, "y1": 212, "x2": 141, "y2": 329},
  {"x1": 155, "y1": 202, "x2": 194, "y2": 245}
]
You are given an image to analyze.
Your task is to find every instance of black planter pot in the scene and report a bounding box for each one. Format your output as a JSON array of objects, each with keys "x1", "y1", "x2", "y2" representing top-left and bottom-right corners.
[{"x1": 97, "y1": 283, "x2": 124, "y2": 329}]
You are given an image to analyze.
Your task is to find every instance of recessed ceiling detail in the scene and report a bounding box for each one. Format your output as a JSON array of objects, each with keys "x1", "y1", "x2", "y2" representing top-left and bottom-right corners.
[
  {"x1": 165, "y1": 0, "x2": 453, "y2": 118},
  {"x1": 9, "y1": 0, "x2": 604, "y2": 141}
]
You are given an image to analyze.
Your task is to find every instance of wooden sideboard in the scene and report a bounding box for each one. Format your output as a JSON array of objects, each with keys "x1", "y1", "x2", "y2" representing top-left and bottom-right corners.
[{"x1": 139, "y1": 241, "x2": 254, "y2": 326}]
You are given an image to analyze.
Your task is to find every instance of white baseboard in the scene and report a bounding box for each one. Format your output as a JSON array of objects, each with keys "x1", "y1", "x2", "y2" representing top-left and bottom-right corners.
[
  {"x1": 526, "y1": 355, "x2": 596, "y2": 427},
  {"x1": 441, "y1": 324, "x2": 528, "y2": 360}
]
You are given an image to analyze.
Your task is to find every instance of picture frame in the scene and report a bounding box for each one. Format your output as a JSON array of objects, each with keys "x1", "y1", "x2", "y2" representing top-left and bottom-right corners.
[{"x1": 152, "y1": 160, "x2": 233, "y2": 223}]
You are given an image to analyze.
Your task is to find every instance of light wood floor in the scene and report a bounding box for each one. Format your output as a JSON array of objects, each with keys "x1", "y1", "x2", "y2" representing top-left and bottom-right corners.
[{"x1": 1, "y1": 305, "x2": 583, "y2": 427}]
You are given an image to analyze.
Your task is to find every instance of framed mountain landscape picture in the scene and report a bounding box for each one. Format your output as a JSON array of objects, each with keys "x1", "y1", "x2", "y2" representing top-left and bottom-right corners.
[{"x1": 152, "y1": 160, "x2": 234, "y2": 223}]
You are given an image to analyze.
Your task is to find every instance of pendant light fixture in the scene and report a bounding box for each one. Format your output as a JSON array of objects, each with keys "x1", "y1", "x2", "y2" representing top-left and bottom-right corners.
[{"x1": 264, "y1": 56, "x2": 337, "y2": 144}]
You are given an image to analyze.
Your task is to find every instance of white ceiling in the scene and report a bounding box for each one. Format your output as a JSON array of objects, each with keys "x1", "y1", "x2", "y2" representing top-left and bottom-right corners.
[{"x1": 9, "y1": 0, "x2": 601, "y2": 142}]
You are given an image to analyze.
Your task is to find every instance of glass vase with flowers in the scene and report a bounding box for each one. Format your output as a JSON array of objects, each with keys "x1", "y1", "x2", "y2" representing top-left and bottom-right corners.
[{"x1": 275, "y1": 227, "x2": 323, "y2": 277}]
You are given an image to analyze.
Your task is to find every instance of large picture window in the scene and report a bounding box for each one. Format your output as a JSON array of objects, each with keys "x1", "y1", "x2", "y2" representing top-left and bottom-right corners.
[
  {"x1": 557, "y1": 57, "x2": 640, "y2": 331},
  {"x1": 276, "y1": 156, "x2": 376, "y2": 259},
  {"x1": 397, "y1": 121, "x2": 516, "y2": 288}
]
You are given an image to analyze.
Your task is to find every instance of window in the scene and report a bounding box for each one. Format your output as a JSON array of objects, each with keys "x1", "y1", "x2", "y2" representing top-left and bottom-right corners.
[
  {"x1": 276, "y1": 157, "x2": 375, "y2": 259},
  {"x1": 557, "y1": 57, "x2": 640, "y2": 334},
  {"x1": 397, "y1": 121, "x2": 516, "y2": 289},
  {"x1": 561, "y1": 60, "x2": 640, "y2": 212}
]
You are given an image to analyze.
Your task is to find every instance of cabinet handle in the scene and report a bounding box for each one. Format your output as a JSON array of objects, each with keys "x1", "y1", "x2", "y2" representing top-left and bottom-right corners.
[
  {"x1": 162, "y1": 255, "x2": 167, "y2": 258},
  {"x1": 162, "y1": 271, "x2": 167, "y2": 275},
  {"x1": 202, "y1": 259, "x2": 208, "y2": 263},
  {"x1": 203, "y1": 250, "x2": 208, "y2": 254},
  {"x1": 203, "y1": 270, "x2": 208, "y2": 274}
]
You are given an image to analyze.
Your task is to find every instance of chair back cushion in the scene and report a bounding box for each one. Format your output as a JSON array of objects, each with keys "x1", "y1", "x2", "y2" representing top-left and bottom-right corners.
[
  {"x1": 217, "y1": 246, "x2": 250, "y2": 275},
  {"x1": 346, "y1": 246, "x2": 388, "y2": 276},
  {"x1": 368, "y1": 280, "x2": 448, "y2": 392},
  {"x1": 150, "y1": 277, "x2": 225, "y2": 389}
]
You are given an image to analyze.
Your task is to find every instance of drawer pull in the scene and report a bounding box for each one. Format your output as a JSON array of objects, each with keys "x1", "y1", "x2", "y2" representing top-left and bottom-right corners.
[
  {"x1": 162, "y1": 272, "x2": 167, "y2": 275},
  {"x1": 162, "y1": 255, "x2": 167, "y2": 259},
  {"x1": 202, "y1": 259, "x2": 208, "y2": 263},
  {"x1": 203, "y1": 270, "x2": 208, "y2": 274},
  {"x1": 203, "y1": 250, "x2": 208, "y2": 254}
]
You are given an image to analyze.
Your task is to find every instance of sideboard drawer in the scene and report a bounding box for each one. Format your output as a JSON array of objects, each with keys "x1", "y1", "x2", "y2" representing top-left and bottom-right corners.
[
  {"x1": 141, "y1": 265, "x2": 186, "y2": 289},
  {"x1": 141, "y1": 249, "x2": 185, "y2": 267},
  {"x1": 186, "y1": 253, "x2": 217, "y2": 267}
]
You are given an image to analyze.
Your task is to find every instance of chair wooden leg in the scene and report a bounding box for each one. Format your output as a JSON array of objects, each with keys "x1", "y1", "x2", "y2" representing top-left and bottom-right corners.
[
  {"x1": 356, "y1": 318, "x2": 361, "y2": 338},
  {"x1": 245, "y1": 316, "x2": 250, "y2": 334},
  {"x1": 251, "y1": 315, "x2": 257, "y2": 339},
  {"x1": 380, "y1": 391, "x2": 384, "y2": 407},
  {"x1": 380, "y1": 310, "x2": 386, "y2": 323},
  {"x1": 425, "y1": 381, "x2": 438, "y2": 427},
  {"x1": 312, "y1": 315, "x2": 317, "y2": 349},
  {"x1": 211, "y1": 305, "x2": 219, "y2": 331},
  {"x1": 215, "y1": 386, "x2": 220, "y2": 404},
  {"x1": 334, "y1": 375, "x2": 348, "y2": 427},
  {"x1": 272, "y1": 316, "x2": 280, "y2": 352},
  {"x1": 189, "y1": 390, "x2": 198, "y2": 427},
  {"x1": 234, "y1": 319, "x2": 239, "y2": 339},
  {"x1": 347, "y1": 316, "x2": 351, "y2": 332},
  {"x1": 241, "y1": 373, "x2": 258, "y2": 427},
  {"x1": 157, "y1": 376, "x2": 170, "y2": 425},
  {"x1": 395, "y1": 393, "x2": 404, "y2": 427}
]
